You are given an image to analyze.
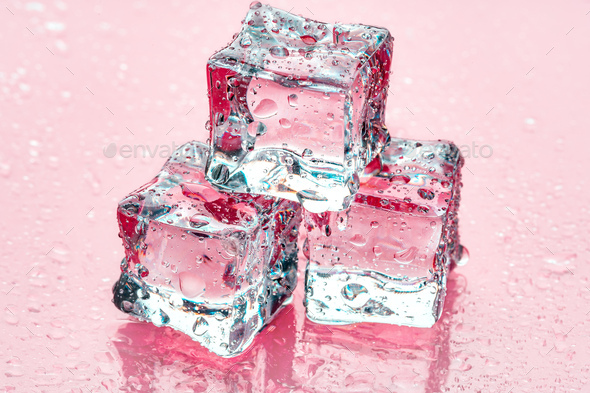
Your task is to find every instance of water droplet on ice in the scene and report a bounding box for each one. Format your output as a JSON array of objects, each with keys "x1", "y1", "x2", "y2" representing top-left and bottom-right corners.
[
  {"x1": 394, "y1": 247, "x2": 418, "y2": 264},
  {"x1": 192, "y1": 316, "x2": 209, "y2": 336},
  {"x1": 373, "y1": 245, "x2": 383, "y2": 257},
  {"x1": 252, "y1": 99, "x2": 278, "y2": 118},
  {"x1": 240, "y1": 35, "x2": 252, "y2": 48},
  {"x1": 350, "y1": 234, "x2": 367, "y2": 247},
  {"x1": 189, "y1": 215, "x2": 209, "y2": 228},
  {"x1": 287, "y1": 94, "x2": 298, "y2": 107},
  {"x1": 269, "y1": 46, "x2": 289, "y2": 59},
  {"x1": 418, "y1": 188, "x2": 435, "y2": 200},
  {"x1": 279, "y1": 118, "x2": 292, "y2": 128},
  {"x1": 340, "y1": 283, "x2": 369, "y2": 301},
  {"x1": 137, "y1": 265, "x2": 149, "y2": 277},
  {"x1": 300, "y1": 35, "x2": 317, "y2": 45},
  {"x1": 179, "y1": 271, "x2": 206, "y2": 298}
]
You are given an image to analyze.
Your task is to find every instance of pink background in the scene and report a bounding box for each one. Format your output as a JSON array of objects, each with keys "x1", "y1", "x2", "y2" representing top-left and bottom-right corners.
[{"x1": 2, "y1": 0, "x2": 590, "y2": 391}]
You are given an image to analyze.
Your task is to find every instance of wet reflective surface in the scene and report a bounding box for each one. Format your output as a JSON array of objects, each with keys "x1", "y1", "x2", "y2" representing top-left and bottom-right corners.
[{"x1": 2, "y1": 0, "x2": 590, "y2": 391}]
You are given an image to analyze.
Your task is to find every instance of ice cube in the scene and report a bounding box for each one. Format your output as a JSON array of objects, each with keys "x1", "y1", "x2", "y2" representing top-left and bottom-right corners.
[
  {"x1": 205, "y1": 2, "x2": 393, "y2": 213},
  {"x1": 303, "y1": 138, "x2": 464, "y2": 327},
  {"x1": 113, "y1": 141, "x2": 302, "y2": 357}
]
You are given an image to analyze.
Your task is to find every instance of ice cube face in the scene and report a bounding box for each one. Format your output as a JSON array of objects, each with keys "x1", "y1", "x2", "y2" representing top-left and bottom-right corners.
[
  {"x1": 205, "y1": 2, "x2": 393, "y2": 213},
  {"x1": 113, "y1": 141, "x2": 302, "y2": 357},
  {"x1": 303, "y1": 138, "x2": 463, "y2": 327}
]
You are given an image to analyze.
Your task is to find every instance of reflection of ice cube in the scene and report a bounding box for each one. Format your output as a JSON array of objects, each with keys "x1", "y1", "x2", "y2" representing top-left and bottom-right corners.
[
  {"x1": 113, "y1": 141, "x2": 302, "y2": 357},
  {"x1": 112, "y1": 301, "x2": 298, "y2": 392},
  {"x1": 304, "y1": 138, "x2": 464, "y2": 327},
  {"x1": 205, "y1": 3, "x2": 393, "y2": 213},
  {"x1": 294, "y1": 274, "x2": 465, "y2": 392}
]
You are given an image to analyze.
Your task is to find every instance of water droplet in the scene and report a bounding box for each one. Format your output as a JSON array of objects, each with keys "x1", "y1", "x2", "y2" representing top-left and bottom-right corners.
[
  {"x1": 287, "y1": 94, "x2": 298, "y2": 107},
  {"x1": 240, "y1": 35, "x2": 252, "y2": 48},
  {"x1": 279, "y1": 118, "x2": 292, "y2": 128},
  {"x1": 418, "y1": 188, "x2": 435, "y2": 200},
  {"x1": 269, "y1": 46, "x2": 289, "y2": 59},
  {"x1": 209, "y1": 164, "x2": 229, "y2": 184},
  {"x1": 158, "y1": 309, "x2": 170, "y2": 324},
  {"x1": 247, "y1": 121, "x2": 267, "y2": 137},
  {"x1": 249, "y1": 1, "x2": 262, "y2": 9},
  {"x1": 341, "y1": 283, "x2": 368, "y2": 301},
  {"x1": 302, "y1": 148, "x2": 313, "y2": 158},
  {"x1": 189, "y1": 216, "x2": 209, "y2": 228},
  {"x1": 214, "y1": 312, "x2": 226, "y2": 321},
  {"x1": 350, "y1": 234, "x2": 366, "y2": 247},
  {"x1": 268, "y1": 261, "x2": 283, "y2": 279},
  {"x1": 370, "y1": 221, "x2": 379, "y2": 228},
  {"x1": 457, "y1": 245, "x2": 470, "y2": 266},
  {"x1": 252, "y1": 99, "x2": 278, "y2": 118},
  {"x1": 179, "y1": 271, "x2": 206, "y2": 298},
  {"x1": 300, "y1": 35, "x2": 317, "y2": 45},
  {"x1": 192, "y1": 317, "x2": 209, "y2": 336},
  {"x1": 137, "y1": 265, "x2": 149, "y2": 277},
  {"x1": 394, "y1": 247, "x2": 418, "y2": 264},
  {"x1": 373, "y1": 245, "x2": 383, "y2": 257}
]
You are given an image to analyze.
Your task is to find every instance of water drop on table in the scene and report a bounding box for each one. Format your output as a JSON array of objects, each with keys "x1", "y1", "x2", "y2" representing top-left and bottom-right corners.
[{"x1": 457, "y1": 245, "x2": 470, "y2": 266}]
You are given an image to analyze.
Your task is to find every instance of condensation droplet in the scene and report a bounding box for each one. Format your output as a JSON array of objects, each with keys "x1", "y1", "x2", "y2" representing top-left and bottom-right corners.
[
  {"x1": 192, "y1": 317, "x2": 209, "y2": 336},
  {"x1": 252, "y1": 99, "x2": 278, "y2": 118},
  {"x1": 179, "y1": 271, "x2": 206, "y2": 298},
  {"x1": 279, "y1": 118, "x2": 292, "y2": 128},
  {"x1": 269, "y1": 46, "x2": 289, "y2": 59},
  {"x1": 288, "y1": 94, "x2": 298, "y2": 107}
]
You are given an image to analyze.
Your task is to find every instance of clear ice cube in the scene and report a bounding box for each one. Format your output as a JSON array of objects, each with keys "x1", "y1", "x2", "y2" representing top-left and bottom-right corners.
[
  {"x1": 205, "y1": 2, "x2": 393, "y2": 213},
  {"x1": 113, "y1": 141, "x2": 302, "y2": 357},
  {"x1": 303, "y1": 138, "x2": 463, "y2": 327}
]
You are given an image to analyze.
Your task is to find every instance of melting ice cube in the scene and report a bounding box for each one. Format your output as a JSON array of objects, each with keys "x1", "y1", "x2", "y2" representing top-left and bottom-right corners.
[
  {"x1": 205, "y1": 2, "x2": 393, "y2": 213},
  {"x1": 113, "y1": 141, "x2": 302, "y2": 357},
  {"x1": 303, "y1": 138, "x2": 464, "y2": 327}
]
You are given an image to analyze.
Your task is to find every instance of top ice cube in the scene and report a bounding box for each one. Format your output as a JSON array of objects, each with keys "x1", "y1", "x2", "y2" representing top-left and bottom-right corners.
[{"x1": 205, "y1": 2, "x2": 393, "y2": 213}]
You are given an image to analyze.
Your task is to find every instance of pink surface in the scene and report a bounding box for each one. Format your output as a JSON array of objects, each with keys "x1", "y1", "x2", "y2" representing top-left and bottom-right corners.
[{"x1": 1, "y1": 0, "x2": 589, "y2": 392}]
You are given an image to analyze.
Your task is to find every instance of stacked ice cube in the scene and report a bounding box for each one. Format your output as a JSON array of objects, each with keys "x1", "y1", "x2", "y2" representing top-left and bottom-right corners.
[{"x1": 113, "y1": 2, "x2": 464, "y2": 357}]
